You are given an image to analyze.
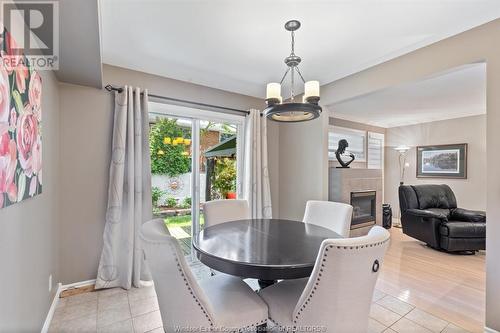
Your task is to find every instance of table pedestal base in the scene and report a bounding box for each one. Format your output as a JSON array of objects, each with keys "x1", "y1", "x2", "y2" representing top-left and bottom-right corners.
[{"x1": 258, "y1": 279, "x2": 277, "y2": 289}]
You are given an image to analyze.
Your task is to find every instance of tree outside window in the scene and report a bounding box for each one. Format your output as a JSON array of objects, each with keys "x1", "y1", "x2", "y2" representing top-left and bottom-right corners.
[{"x1": 149, "y1": 118, "x2": 191, "y2": 176}]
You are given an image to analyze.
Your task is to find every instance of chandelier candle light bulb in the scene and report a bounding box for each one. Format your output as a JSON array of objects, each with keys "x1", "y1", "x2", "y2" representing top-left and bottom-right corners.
[
  {"x1": 304, "y1": 81, "x2": 320, "y2": 103},
  {"x1": 266, "y1": 83, "x2": 282, "y2": 104}
]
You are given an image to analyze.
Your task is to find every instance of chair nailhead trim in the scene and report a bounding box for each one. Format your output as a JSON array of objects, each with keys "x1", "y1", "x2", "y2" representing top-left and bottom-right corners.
[
  {"x1": 238, "y1": 319, "x2": 268, "y2": 332},
  {"x1": 168, "y1": 243, "x2": 214, "y2": 327},
  {"x1": 269, "y1": 317, "x2": 298, "y2": 333},
  {"x1": 292, "y1": 238, "x2": 390, "y2": 325}
]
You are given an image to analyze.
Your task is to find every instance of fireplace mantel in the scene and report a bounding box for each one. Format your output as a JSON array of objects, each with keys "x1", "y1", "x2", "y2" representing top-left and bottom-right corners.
[{"x1": 328, "y1": 168, "x2": 383, "y2": 237}]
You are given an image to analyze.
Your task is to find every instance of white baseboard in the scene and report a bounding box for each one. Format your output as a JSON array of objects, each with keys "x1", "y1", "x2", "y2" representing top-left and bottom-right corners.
[
  {"x1": 41, "y1": 279, "x2": 96, "y2": 333},
  {"x1": 41, "y1": 282, "x2": 62, "y2": 333},
  {"x1": 485, "y1": 327, "x2": 500, "y2": 333},
  {"x1": 60, "y1": 279, "x2": 96, "y2": 290}
]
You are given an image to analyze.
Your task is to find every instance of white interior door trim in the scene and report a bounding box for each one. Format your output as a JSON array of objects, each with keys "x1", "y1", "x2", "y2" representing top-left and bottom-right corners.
[{"x1": 191, "y1": 119, "x2": 201, "y2": 254}]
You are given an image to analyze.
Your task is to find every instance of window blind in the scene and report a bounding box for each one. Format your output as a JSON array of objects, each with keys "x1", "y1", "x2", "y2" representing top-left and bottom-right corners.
[{"x1": 367, "y1": 132, "x2": 384, "y2": 169}]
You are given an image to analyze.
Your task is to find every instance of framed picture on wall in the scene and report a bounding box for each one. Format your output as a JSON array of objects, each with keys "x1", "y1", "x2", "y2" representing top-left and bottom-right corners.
[
  {"x1": 0, "y1": 27, "x2": 43, "y2": 209},
  {"x1": 416, "y1": 144, "x2": 467, "y2": 179}
]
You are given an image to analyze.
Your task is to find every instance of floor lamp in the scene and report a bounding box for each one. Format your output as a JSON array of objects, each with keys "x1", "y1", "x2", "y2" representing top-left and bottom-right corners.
[{"x1": 394, "y1": 146, "x2": 410, "y2": 228}]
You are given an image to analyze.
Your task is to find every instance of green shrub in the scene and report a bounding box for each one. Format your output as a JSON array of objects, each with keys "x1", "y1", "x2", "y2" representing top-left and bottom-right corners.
[
  {"x1": 181, "y1": 197, "x2": 192, "y2": 208},
  {"x1": 212, "y1": 158, "x2": 236, "y2": 198},
  {"x1": 165, "y1": 196, "x2": 178, "y2": 208},
  {"x1": 151, "y1": 187, "x2": 165, "y2": 207},
  {"x1": 150, "y1": 118, "x2": 191, "y2": 176}
]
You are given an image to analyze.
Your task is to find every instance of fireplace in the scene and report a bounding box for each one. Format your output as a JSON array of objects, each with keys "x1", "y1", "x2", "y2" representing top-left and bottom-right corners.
[{"x1": 350, "y1": 191, "x2": 377, "y2": 229}]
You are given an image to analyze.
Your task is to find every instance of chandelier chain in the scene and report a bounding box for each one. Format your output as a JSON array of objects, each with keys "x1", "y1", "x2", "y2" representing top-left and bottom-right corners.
[{"x1": 289, "y1": 29, "x2": 297, "y2": 101}]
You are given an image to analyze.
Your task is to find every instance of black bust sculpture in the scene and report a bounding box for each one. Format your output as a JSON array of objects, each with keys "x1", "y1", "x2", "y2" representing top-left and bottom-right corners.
[{"x1": 335, "y1": 139, "x2": 355, "y2": 168}]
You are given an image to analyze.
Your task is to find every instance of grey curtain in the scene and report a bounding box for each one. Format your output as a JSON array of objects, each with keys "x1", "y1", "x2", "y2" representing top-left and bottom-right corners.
[{"x1": 95, "y1": 86, "x2": 153, "y2": 289}]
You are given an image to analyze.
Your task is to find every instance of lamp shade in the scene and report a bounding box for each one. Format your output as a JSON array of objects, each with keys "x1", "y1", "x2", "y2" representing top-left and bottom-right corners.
[{"x1": 394, "y1": 145, "x2": 410, "y2": 153}]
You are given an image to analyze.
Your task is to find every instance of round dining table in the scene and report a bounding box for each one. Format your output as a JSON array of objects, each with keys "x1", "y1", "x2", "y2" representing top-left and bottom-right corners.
[{"x1": 192, "y1": 218, "x2": 341, "y2": 286}]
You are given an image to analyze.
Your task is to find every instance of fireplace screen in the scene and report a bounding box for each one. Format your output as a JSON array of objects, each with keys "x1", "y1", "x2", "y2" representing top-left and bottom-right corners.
[{"x1": 350, "y1": 191, "x2": 376, "y2": 229}]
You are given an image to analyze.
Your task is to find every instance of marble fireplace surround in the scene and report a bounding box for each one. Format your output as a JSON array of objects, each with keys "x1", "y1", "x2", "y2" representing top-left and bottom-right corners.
[{"x1": 329, "y1": 168, "x2": 383, "y2": 237}]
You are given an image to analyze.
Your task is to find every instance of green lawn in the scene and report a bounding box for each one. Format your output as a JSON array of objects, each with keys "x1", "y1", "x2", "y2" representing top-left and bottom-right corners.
[{"x1": 164, "y1": 214, "x2": 204, "y2": 227}]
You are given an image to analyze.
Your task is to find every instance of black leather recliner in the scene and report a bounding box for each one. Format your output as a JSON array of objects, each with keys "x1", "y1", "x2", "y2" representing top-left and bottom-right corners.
[{"x1": 399, "y1": 184, "x2": 486, "y2": 252}]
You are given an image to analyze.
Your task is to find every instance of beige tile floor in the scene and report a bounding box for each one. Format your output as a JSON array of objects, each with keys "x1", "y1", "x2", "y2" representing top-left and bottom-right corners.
[{"x1": 49, "y1": 257, "x2": 472, "y2": 333}]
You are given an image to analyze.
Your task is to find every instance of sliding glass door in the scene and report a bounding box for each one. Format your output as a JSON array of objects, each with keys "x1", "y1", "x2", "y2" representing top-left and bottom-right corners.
[{"x1": 149, "y1": 102, "x2": 245, "y2": 256}]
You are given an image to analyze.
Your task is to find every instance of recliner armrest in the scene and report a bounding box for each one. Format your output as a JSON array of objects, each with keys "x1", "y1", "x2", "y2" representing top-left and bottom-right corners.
[
  {"x1": 404, "y1": 209, "x2": 448, "y2": 221},
  {"x1": 451, "y1": 208, "x2": 486, "y2": 222}
]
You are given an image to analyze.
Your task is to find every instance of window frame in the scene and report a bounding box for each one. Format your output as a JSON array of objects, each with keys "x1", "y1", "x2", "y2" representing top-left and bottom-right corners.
[{"x1": 149, "y1": 101, "x2": 246, "y2": 257}]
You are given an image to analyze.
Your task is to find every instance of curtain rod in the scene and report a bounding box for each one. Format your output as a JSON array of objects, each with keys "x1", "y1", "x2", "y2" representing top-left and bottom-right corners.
[{"x1": 104, "y1": 85, "x2": 251, "y2": 115}]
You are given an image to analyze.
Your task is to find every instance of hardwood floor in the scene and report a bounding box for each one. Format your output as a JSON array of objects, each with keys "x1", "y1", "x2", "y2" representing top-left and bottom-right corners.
[{"x1": 377, "y1": 226, "x2": 485, "y2": 333}]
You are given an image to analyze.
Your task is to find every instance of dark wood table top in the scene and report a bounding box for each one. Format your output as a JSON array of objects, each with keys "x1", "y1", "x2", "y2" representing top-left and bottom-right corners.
[{"x1": 192, "y1": 218, "x2": 341, "y2": 280}]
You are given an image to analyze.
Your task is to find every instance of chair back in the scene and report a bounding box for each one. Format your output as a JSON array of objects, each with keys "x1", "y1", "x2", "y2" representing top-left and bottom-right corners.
[
  {"x1": 398, "y1": 185, "x2": 419, "y2": 213},
  {"x1": 293, "y1": 226, "x2": 390, "y2": 332},
  {"x1": 399, "y1": 184, "x2": 457, "y2": 213},
  {"x1": 203, "y1": 199, "x2": 250, "y2": 228},
  {"x1": 140, "y1": 219, "x2": 215, "y2": 331},
  {"x1": 303, "y1": 200, "x2": 353, "y2": 237}
]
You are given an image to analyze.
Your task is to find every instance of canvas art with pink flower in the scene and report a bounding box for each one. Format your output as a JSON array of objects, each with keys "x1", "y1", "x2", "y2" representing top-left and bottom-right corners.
[{"x1": 0, "y1": 28, "x2": 42, "y2": 209}]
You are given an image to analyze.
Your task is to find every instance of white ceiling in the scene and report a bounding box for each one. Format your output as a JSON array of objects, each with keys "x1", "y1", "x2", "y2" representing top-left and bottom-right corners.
[
  {"x1": 328, "y1": 63, "x2": 486, "y2": 128},
  {"x1": 100, "y1": 0, "x2": 500, "y2": 98}
]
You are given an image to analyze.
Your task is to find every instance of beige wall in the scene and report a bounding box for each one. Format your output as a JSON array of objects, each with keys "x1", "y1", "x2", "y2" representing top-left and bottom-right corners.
[
  {"x1": 278, "y1": 111, "x2": 329, "y2": 221},
  {"x1": 59, "y1": 83, "x2": 111, "y2": 284},
  {"x1": 0, "y1": 71, "x2": 60, "y2": 331},
  {"x1": 58, "y1": 64, "x2": 280, "y2": 284},
  {"x1": 384, "y1": 115, "x2": 487, "y2": 218},
  {"x1": 319, "y1": 19, "x2": 500, "y2": 330},
  {"x1": 276, "y1": 114, "x2": 385, "y2": 222}
]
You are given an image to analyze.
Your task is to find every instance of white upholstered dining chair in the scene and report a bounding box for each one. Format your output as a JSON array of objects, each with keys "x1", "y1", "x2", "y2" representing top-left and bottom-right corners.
[
  {"x1": 303, "y1": 200, "x2": 353, "y2": 237},
  {"x1": 140, "y1": 219, "x2": 268, "y2": 333},
  {"x1": 259, "y1": 226, "x2": 390, "y2": 332},
  {"x1": 204, "y1": 199, "x2": 251, "y2": 228}
]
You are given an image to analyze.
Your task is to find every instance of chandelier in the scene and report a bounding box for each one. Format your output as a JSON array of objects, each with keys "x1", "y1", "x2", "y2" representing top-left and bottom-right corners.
[{"x1": 264, "y1": 20, "x2": 322, "y2": 122}]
